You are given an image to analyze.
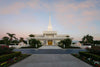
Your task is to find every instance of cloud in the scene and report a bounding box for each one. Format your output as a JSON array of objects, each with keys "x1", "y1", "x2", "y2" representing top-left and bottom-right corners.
[
  {"x1": 52, "y1": 0, "x2": 100, "y2": 32},
  {"x1": 0, "y1": 0, "x2": 99, "y2": 31},
  {"x1": 14, "y1": 13, "x2": 37, "y2": 23},
  {"x1": 0, "y1": 2, "x2": 25, "y2": 14},
  {"x1": 0, "y1": 0, "x2": 51, "y2": 14},
  {"x1": 0, "y1": 0, "x2": 100, "y2": 40},
  {"x1": 27, "y1": 0, "x2": 41, "y2": 9}
]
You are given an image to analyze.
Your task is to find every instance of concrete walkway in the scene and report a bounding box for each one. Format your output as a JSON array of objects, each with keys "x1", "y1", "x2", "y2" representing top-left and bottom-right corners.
[
  {"x1": 10, "y1": 54, "x2": 92, "y2": 67},
  {"x1": 14, "y1": 46, "x2": 86, "y2": 54},
  {"x1": 39, "y1": 45, "x2": 62, "y2": 49}
]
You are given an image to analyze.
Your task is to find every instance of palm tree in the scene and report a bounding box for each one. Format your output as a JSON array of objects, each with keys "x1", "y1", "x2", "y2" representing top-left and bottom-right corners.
[
  {"x1": 13, "y1": 36, "x2": 18, "y2": 41},
  {"x1": 82, "y1": 34, "x2": 94, "y2": 45},
  {"x1": 12, "y1": 37, "x2": 19, "y2": 45},
  {"x1": 29, "y1": 34, "x2": 35, "y2": 37},
  {"x1": 7, "y1": 33, "x2": 15, "y2": 44},
  {"x1": 19, "y1": 37, "x2": 24, "y2": 42},
  {"x1": 2, "y1": 36, "x2": 9, "y2": 45}
]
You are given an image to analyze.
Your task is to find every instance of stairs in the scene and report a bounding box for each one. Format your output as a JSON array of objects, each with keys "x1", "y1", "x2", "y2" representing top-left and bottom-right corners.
[{"x1": 39, "y1": 45, "x2": 62, "y2": 49}]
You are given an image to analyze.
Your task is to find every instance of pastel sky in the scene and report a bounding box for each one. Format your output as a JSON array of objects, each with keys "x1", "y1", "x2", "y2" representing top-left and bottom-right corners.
[{"x1": 0, "y1": 0, "x2": 100, "y2": 40}]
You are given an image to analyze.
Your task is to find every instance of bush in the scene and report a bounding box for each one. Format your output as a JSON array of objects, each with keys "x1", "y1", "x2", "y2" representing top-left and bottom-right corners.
[
  {"x1": 0, "y1": 52, "x2": 21, "y2": 63},
  {"x1": 0, "y1": 54, "x2": 30, "y2": 67},
  {"x1": 58, "y1": 38, "x2": 72, "y2": 48},
  {"x1": 0, "y1": 45, "x2": 13, "y2": 55},
  {"x1": 21, "y1": 45, "x2": 42, "y2": 48},
  {"x1": 58, "y1": 45, "x2": 64, "y2": 48},
  {"x1": 72, "y1": 53, "x2": 100, "y2": 67},
  {"x1": 58, "y1": 45, "x2": 80, "y2": 48},
  {"x1": 86, "y1": 46, "x2": 100, "y2": 55},
  {"x1": 65, "y1": 46, "x2": 80, "y2": 48},
  {"x1": 79, "y1": 52, "x2": 100, "y2": 61},
  {"x1": 28, "y1": 39, "x2": 42, "y2": 48}
]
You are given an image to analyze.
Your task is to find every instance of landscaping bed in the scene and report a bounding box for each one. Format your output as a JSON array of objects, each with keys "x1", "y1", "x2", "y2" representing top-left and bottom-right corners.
[
  {"x1": 0, "y1": 45, "x2": 14, "y2": 55},
  {"x1": 0, "y1": 45, "x2": 30, "y2": 67},
  {"x1": 0, "y1": 52, "x2": 30, "y2": 67},
  {"x1": 72, "y1": 52, "x2": 100, "y2": 67},
  {"x1": 86, "y1": 46, "x2": 100, "y2": 56},
  {"x1": 58, "y1": 45, "x2": 80, "y2": 49},
  {"x1": 21, "y1": 45, "x2": 42, "y2": 48}
]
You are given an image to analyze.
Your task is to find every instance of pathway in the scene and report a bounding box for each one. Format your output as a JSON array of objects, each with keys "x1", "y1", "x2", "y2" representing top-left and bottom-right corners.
[
  {"x1": 11, "y1": 46, "x2": 92, "y2": 67},
  {"x1": 14, "y1": 46, "x2": 86, "y2": 54},
  {"x1": 39, "y1": 45, "x2": 62, "y2": 49},
  {"x1": 10, "y1": 54, "x2": 92, "y2": 67}
]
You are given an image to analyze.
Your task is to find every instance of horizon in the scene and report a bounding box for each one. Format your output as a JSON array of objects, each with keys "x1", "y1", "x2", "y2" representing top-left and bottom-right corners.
[{"x1": 0, "y1": 0, "x2": 100, "y2": 41}]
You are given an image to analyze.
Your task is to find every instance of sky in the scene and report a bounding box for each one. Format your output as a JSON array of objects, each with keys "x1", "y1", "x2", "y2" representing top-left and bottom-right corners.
[{"x1": 0, "y1": 0, "x2": 100, "y2": 40}]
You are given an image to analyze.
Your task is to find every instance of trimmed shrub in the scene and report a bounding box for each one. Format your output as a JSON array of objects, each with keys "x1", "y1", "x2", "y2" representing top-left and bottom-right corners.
[
  {"x1": 0, "y1": 52, "x2": 21, "y2": 63},
  {"x1": 21, "y1": 45, "x2": 42, "y2": 48},
  {"x1": 86, "y1": 46, "x2": 100, "y2": 55},
  {"x1": 0, "y1": 54, "x2": 30, "y2": 67},
  {"x1": 79, "y1": 52, "x2": 100, "y2": 61},
  {"x1": 0, "y1": 45, "x2": 13, "y2": 55},
  {"x1": 58, "y1": 45, "x2": 80, "y2": 49},
  {"x1": 58, "y1": 45, "x2": 64, "y2": 48}
]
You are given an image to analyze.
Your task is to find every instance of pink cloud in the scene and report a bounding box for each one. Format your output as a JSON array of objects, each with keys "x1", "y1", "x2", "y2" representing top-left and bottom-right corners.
[
  {"x1": 0, "y1": 0, "x2": 100, "y2": 40},
  {"x1": 0, "y1": 2, "x2": 25, "y2": 14},
  {"x1": 52, "y1": 0, "x2": 100, "y2": 33},
  {"x1": 27, "y1": 0, "x2": 41, "y2": 9},
  {"x1": 0, "y1": 0, "x2": 51, "y2": 14}
]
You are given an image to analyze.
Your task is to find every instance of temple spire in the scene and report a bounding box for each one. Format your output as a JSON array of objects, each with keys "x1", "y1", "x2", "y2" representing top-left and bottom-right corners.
[{"x1": 48, "y1": 13, "x2": 52, "y2": 31}]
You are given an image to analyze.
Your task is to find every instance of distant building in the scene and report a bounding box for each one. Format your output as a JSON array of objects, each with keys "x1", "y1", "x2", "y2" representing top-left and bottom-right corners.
[{"x1": 27, "y1": 15, "x2": 69, "y2": 45}]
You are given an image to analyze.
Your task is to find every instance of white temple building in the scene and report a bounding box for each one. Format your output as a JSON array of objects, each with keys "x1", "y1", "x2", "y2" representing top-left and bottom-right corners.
[{"x1": 27, "y1": 15, "x2": 68, "y2": 45}]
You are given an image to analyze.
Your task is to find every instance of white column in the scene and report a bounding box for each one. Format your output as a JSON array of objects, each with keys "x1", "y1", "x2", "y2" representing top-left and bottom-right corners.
[
  {"x1": 46, "y1": 40, "x2": 48, "y2": 45},
  {"x1": 52, "y1": 40, "x2": 53, "y2": 45},
  {"x1": 53, "y1": 40, "x2": 55, "y2": 45},
  {"x1": 27, "y1": 40, "x2": 29, "y2": 46}
]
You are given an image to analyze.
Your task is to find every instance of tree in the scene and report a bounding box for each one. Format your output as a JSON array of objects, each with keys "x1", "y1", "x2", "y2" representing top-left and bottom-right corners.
[
  {"x1": 2, "y1": 36, "x2": 9, "y2": 45},
  {"x1": 19, "y1": 37, "x2": 27, "y2": 44},
  {"x1": 19, "y1": 37, "x2": 24, "y2": 42},
  {"x1": 29, "y1": 34, "x2": 35, "y2": 37},
  {"x1": 0, "y1": 40, "x2": 4, "y2": 44},
  {"x1": 64, "y1": 38, "x2": 72, "y2": 47},
  {"x1": 12, "y1": 36, "x2": 19, "y2": 45},
  {"x1": 12, "y1": 40, "x2": 19, "y2": 45},
  {"x1": 7, "y1": 33, "x2": 15, "y2": 44},
  {"x1": 94, "y1": 40, "x2": 100, "y2": 44},
  {"x1": 82, "y1": 34, "x2": 94, "y2": 45},
  {"x1": 29, "y1": 39, "x2": 41, "y2": 47},
  {"x1": 58, "y1": 38, "x2": 72, "y2": 48}
]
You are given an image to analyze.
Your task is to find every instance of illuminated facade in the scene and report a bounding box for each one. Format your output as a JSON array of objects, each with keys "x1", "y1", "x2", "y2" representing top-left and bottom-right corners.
[{"x1": 27, "y1": 15, "x2": 68, "y2": 45}]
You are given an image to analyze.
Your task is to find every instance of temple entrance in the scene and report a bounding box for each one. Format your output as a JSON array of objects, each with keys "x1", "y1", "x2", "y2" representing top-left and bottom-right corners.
[{"x1": 48, "y1": 40, "x2": 52, "y2": 45}]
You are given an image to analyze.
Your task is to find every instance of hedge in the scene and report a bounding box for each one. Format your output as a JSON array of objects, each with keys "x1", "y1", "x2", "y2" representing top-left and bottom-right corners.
[
  {"x1": 21, "y1": 45, "x2": 42, "y2": 48},
  {"x1": 58, "y1": 45, "x2": 80, "y2": 48},
  {"x1": 0, "y1": 45, "x2": 13, "y2": 55},
  {"x1": 79, "y1": 52, "x2": 100, "y2": 61},
  {"x1": 0, "y1": 52, "x2": 21, "y2": 63}
]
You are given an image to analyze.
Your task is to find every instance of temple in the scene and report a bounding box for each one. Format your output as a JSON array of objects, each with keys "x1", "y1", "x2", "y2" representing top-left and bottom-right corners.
[{"x1": 27, "y1": 15, "x2": 68, "y2": 45}]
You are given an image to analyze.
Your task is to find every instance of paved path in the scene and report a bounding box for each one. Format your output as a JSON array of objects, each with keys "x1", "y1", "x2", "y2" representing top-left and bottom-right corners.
[
  {"x1": 10, "y1": 54, "x2": 92, "y2": 67},
  {"x1": 14, "y1": 46, "x2": 86, "y2": 54},
  {"x1": 39, "y1": 45, "x2": 62, "y2": 49},
  {"x1": 14, "y1": 49, "x2": 86, "y2": 54}
]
